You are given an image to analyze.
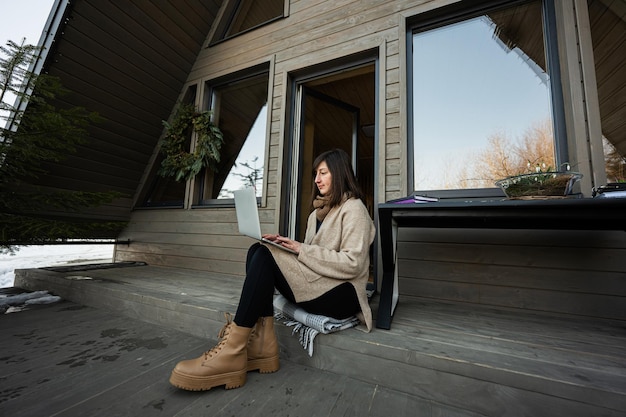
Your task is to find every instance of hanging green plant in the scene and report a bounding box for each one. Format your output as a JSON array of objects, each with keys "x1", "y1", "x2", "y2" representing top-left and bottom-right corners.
[{"x1": 158, "y1": 103, "x2": 224, "y2": 182}]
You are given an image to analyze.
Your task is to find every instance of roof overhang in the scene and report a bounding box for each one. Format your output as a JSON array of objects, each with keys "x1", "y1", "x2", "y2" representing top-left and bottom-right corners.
[{"x1": 19, "y1": 0, "x2": 222, "y2": 228}]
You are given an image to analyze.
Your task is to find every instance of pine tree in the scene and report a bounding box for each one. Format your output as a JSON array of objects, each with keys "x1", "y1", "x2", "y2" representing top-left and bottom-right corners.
[{"x1": 0, "y1": 39, "x2": 126, "y2": 254}]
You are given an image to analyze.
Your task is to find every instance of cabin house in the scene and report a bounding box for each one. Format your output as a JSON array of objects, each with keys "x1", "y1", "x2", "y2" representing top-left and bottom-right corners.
[{"x1": 10, "y1": 0, "x2": 625, "y2": 415}]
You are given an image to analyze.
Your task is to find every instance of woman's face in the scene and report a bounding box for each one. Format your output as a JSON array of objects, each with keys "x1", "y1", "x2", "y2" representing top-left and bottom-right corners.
[{"x1": 314, "y1": 161, "x2": 332, "y2": 196}]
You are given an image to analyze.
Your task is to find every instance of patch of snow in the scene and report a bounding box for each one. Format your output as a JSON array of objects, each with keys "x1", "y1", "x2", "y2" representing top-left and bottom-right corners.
[
  {"x1": 0, "y1": 290, "x2": 52, "y2": 306},
  {"x1": 0, "y1": 245, "x2": 113, "y2": 288},
  {"x1": 0, "y1": 290, "x2": 62, "y2": 314},
  {"x1": 25, "y1": 294, "x2": 62, "y2": 305}
]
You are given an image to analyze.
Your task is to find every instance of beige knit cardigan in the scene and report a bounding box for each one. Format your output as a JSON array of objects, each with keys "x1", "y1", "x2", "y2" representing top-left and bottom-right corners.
[{"x1": 267, "y1": 197, "x2": 376, "y2": 331}]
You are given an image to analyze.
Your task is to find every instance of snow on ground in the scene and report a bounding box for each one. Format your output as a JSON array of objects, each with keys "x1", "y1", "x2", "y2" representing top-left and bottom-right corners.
[
  {"x1": 0, "y1": 290, "x2": 63, "y2": 314},
  {"x1": 0, "y1": 245, "x2": 114, "y2": 288}
]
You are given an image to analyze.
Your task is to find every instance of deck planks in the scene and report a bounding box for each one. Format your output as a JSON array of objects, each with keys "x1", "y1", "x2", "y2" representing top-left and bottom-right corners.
[
  {"x1": 0, "y1": 299, "x2": 476, "y2": 417},
  {"x1": 10, "y1": 265, "x2": 626, "y2": 416}
]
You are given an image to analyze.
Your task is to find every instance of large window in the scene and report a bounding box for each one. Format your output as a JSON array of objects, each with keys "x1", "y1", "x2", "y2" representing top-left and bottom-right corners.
[
  {"x1": 195, "y1": 66, "x2": 269, "y2": 203},
  {"x1": 409, "y1": 0, "x2": 561, "y2": 192}
]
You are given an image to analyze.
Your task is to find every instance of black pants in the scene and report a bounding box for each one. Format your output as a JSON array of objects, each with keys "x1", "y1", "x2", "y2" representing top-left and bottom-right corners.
[{"x1": 234, "y1": 243, "x2": 360, "y2": 328}]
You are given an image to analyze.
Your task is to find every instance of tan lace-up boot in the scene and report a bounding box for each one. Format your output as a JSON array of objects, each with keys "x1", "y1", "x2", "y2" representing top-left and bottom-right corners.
[
  {"x1": 169, "y1": 314, "x2": 252, "y2": 391},
  {"x1": 247, "y1": 316, "x2": 280, "y2": 373}
]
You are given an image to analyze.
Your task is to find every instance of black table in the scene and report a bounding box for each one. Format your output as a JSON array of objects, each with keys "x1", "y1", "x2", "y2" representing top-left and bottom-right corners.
[{"x1": 376, "y1": 197, "x2": 626, "y2": 329}]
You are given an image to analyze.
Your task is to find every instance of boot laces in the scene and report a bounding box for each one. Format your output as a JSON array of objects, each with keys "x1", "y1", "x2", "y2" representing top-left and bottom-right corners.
[{"x1": 203, "y1": 313, "x2": 233, "y2": 359}]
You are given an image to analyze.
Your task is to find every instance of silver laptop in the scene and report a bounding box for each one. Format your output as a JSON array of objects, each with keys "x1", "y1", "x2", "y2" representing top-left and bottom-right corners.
[{"x1": 233, "y1": 188, "x2": 297, "y2": 254}]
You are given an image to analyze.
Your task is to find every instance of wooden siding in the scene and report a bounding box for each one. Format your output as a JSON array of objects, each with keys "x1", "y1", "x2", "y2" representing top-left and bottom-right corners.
[
  {"x1": 116, "y1": 205, "x2": 278, "y2": 276},
  {"x1": 397, "y1": 228, "x2": 626, "y2": 320},
  {"x1": 115, "y1": 0, "x2": 626, "y2": 322}
]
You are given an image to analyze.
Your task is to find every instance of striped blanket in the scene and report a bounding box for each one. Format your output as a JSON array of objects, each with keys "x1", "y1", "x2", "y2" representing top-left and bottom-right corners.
[{"x1": 273, "y1": 294, "x2": 360, "y2": 356}]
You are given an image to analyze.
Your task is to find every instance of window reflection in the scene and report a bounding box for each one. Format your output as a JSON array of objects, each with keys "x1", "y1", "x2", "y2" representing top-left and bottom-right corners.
[
  {"x1": 196, "y1": 71, "x2": 268, "y2": 202},
  {"x1": 216, "y1": 104, "x2": 267, "y2": 198},
  {"x1": 211, "y1": 0, "x2": 284, "y2": 44},
  {"x1": 411, "y1": 0, "x2": 555, "y2": 191}
]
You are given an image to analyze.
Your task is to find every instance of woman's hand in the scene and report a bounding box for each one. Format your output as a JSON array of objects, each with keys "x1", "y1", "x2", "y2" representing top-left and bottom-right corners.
[{"x1": 262, "y1": 234, "x2": 301, "y2": 254}]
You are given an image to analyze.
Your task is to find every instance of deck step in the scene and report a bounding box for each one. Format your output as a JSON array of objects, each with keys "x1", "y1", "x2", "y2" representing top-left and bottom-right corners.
[{"x1": 14, "y1": 264, "x2": 626, "y2": 416}]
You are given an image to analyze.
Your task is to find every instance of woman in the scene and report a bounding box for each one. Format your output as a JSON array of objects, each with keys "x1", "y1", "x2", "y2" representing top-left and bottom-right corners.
[{"x1": 170, "y1": 148, "x2": 376, "y2": 391}]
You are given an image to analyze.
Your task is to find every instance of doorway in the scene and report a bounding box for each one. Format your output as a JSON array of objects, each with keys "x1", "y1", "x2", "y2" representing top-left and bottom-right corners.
[
  {"x1": 289, "y1": 63, "x2": 376, "y2": 241},
  {"x1": 285, "y1": 61, "x2": 377, "y2": 291}
]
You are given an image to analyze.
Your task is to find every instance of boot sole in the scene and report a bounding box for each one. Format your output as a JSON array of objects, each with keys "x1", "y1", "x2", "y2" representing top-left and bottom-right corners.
[
  {"x1": 169, "y1": 368, "x2": 246, "y2": 391},
  {"x1": 247, "y1": 355, "x2": 280, "y2": 373}
]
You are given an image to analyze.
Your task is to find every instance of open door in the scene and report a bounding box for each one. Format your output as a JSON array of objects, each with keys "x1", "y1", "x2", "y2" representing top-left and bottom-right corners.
[
  {"x1": 286, "y1": 63, "x2": 376, "y2": 289},
  {"x1": 291, "y1": 86, "x2": 360, "y2": 240}
]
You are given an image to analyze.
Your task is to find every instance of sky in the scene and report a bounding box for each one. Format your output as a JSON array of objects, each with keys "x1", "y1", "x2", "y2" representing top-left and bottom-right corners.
[
  {"x1": 1, "y1": 0, "x2": 57, "y2": 119},
  {"x1": 1, "y1": 1, "x2": 113, "y2": 289},
  {"x1": 0, "y1": 0, "x2": 56, "y2": 47}
]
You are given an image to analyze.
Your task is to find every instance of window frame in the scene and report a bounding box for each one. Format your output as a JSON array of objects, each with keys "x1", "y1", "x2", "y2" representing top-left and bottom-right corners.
[
  {"x1": 406, "y1": 0, "x2": 567, "y2": 195},
  {"x1": 192, "y1": 63, "x2": 271, "y2": 208},
  {"x1": 208, "y1": 0, "x2": 288, "y2": 47}
]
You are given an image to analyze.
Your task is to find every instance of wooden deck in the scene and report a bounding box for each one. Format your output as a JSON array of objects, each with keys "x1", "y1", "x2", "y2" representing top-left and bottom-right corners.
[
  {"x1": 7, "y1": 263, "x2": 626, "y2": 416},
  {"x1": 1, "y1": 293, "x2": 455, "y2": 417}
]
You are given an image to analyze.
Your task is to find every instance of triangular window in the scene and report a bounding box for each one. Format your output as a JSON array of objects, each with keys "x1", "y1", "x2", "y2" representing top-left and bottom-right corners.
[
  {"x1": 195, "y1": 65, "x2": 269, "y2": 203},
  {"x1": 210, "y1": 0, "x2": 284, "y2": 45}
]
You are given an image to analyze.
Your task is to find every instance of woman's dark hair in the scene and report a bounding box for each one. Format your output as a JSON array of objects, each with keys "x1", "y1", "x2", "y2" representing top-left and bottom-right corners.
[{"x1": 310, "y1": 148, "x2": 365, "y2": 209}]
